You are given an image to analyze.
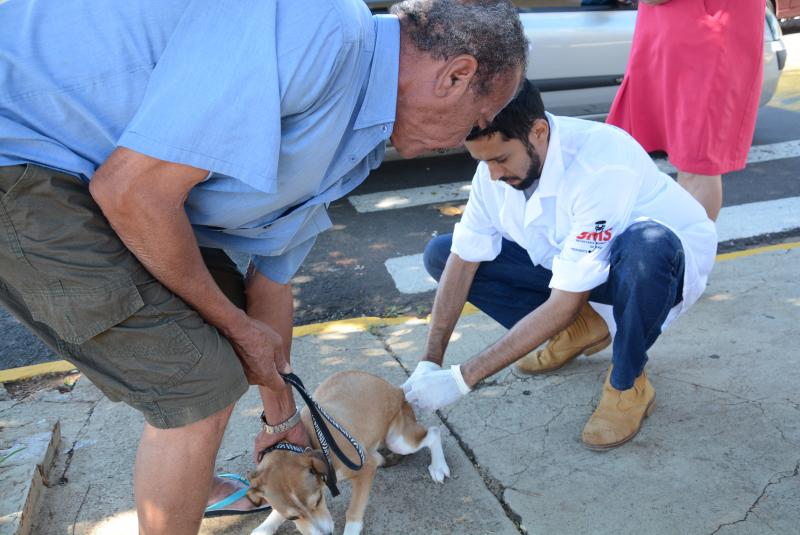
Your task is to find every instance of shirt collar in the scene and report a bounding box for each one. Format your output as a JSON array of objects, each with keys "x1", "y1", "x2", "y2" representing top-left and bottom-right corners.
[
  {"x1": 534, "y1": 112, "x2": 564, "y2": 198},
  {"x1": 522, "y1": 112, "x2": 563, "y2": 226},
  {"x1": 353, "y1": 15, "x2": 399, "y2": 131}
]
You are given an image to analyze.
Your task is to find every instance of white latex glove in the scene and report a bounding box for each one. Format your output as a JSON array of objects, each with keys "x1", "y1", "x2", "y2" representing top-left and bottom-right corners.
[
  {"x1": 402, "y1": 360, "x2": 442, "y2": 394},
  {"x1": 404, "y1": 365, "x2": 471, "y2": 414}
]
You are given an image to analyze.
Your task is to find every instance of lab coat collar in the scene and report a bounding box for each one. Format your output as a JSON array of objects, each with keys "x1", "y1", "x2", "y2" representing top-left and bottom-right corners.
[{"x1": 523, "y1": 112, "x2": 563, "y2": 226}]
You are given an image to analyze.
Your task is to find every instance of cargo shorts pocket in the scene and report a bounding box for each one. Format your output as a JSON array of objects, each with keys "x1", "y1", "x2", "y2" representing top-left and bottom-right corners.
[
  {"x1": 19, "y1": 276, "x2": 145, "y2": 345},
  {"x1": 76, "y1": 298, "x2": 206, "y2": 401}
]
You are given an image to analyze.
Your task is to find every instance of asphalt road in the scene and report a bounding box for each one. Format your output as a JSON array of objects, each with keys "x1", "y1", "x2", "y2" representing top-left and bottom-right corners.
[{"x1": 2, "y1": 31, "x2": 799, "y2": 370}]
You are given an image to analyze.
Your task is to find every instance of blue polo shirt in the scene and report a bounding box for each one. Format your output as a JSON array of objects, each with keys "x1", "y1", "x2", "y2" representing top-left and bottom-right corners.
[{"x1": 0, "y1": 0, "x2": 398, "y2": 283}]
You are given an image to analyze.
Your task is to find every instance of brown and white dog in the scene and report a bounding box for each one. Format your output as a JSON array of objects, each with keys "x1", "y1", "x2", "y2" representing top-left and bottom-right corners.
[{"x1": 247, "y1": 371, "x2": 449, "y2": 535}]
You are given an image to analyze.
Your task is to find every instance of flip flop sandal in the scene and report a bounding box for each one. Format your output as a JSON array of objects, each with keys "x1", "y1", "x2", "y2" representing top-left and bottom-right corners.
[{"x1": 203, "y1": 473, "x2": 272, "y2": 518}]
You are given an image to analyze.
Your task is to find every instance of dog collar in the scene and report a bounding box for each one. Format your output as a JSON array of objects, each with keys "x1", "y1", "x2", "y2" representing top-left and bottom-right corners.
[{"x1": 257, "y1": 441, "x2": 309, "y2": 463}]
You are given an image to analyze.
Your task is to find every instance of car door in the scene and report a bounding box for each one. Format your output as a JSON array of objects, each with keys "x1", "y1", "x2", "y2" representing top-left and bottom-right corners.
[{"x1": 516, "y1": 1, "x2": 637, "y2": 118}]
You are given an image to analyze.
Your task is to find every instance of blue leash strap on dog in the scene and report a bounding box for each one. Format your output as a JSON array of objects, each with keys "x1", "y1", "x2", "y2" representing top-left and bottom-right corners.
[{"x1": 258, "y1": 372, "x2": 366, "y2": 497}]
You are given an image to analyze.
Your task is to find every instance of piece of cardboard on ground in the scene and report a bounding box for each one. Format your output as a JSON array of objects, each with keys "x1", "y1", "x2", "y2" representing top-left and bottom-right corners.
[
  {"x1": 0, "y1": 420, "x2": 59, "y2": 535},
  {"x1": 1, "y1": 380, "x2": 96, "y2": 535},
  {"x1": 384, "y1": 247, "x2": 800, "y2": 534}
]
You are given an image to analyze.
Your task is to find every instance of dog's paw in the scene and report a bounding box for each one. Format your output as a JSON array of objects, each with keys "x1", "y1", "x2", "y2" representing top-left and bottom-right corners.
[
  {"x1": 428, "y1": 460, "x2": 450, "y2": 483},
  {"x1": 250, "y1": 510, "x2": 283, "y2": 535},
  {"x1": 343, "y1": 520, "x2": 363, "y2": 535}
]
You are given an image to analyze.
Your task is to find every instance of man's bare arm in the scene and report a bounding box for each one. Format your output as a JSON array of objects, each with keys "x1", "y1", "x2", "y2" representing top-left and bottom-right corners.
[
  {"x1": 422, "y1": 252, "x2": 480, "y2": 365},
  {"x1": 460, "y1": 289, "x2": 589, "y2": 387},
  {"x1": 244, "y1": 269, "x2": 310, "y2": 452},
  {"x1": 90, "y1": 147, "x2": 286, "y2": 392}
]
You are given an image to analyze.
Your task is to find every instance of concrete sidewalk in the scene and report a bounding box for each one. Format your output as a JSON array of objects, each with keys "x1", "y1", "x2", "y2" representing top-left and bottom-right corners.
[{"x1": 2, "y1": 243, "x2": 799, "y2": 535}]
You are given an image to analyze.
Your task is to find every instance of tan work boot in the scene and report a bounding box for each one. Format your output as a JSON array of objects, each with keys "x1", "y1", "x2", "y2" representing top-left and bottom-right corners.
[
  {"x1": 515, "y1": 302, "x2": 610, "y2": 374},
  {"x1": 581, "y1": 368, "x2": 656, "y2": 450}
]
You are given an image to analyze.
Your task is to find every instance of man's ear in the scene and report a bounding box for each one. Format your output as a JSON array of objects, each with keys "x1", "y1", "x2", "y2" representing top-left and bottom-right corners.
[
  {"x1": 532, "y1": 118, "x2": 550, "y2": 141},
  {"x1": 434, "y1": 54, "x2": 478, "y2": 98}
]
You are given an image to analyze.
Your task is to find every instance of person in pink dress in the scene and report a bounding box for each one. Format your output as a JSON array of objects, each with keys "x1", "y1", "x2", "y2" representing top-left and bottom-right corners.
[{"x1": 607, "y1": 0, "x2": 765, "y2": 221}]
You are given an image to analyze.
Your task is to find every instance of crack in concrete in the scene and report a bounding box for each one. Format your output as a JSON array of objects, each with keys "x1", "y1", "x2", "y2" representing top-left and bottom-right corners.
[
  {"x1": 223, "y1": 452, "x2": 247, "y2": 462},
  {"x1": 709, "y1": 460, "x2": 800, "y2": 535},
  {"x1": 370, "y1": 324, "x2": 527, "y2": 534},
  {"x1": 0, "y1": 399, "x2": 24, "y2": 417},
  {"x1": 652, "y1": 374, "x2": 767, "y2": 404},
  {"x1": 58, "y1": 398, "x2": 100, "y2": 485},
  {"x1": 507, "y1": 456, "x2": 538, "y2": 490},
  {"x1": 38, "y1": 399, "x2": 96, "y2": 405},
  {"x1": 654, "y1": 375, "x2": 799, "y2": 448},
  {"x1": 540, "y1": 405, "x2": 565, "y2": 452},
  {"x1": 753, "y1": 402, "x2": 800, "y2": 449},
  {"x1": 71, "y1": 484, "x2": 92, "y2": 535},
  {"x1": 435, "y1": 413, "x2": 527, "y2": 534}
]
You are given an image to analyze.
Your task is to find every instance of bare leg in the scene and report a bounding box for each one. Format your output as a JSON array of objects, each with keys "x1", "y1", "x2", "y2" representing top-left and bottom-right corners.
[
  {"x1": 135, "y1": 403, "x2": 233, "y2": 535},
  {"x1": 677, "y1": 171, "x2": 722, "y2": 221}
]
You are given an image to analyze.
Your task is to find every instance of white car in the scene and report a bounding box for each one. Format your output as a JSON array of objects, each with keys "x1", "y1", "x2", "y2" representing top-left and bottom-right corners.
[{"x1": 369, "y1": 1, "x2": 788, "y2": 157}]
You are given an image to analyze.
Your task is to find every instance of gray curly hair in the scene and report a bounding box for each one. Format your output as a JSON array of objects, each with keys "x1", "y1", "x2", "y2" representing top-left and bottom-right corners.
[{"x1": 390, "y1": 0, "x2": 527, "y2": 96}]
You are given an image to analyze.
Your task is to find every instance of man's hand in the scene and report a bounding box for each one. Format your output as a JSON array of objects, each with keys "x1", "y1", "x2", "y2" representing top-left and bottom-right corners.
[
  {"x1": 253, "y1": 421, "x2": 309, "y2": 463},
  {"x1": 225, "y1": 315, "x2": 289, "y2": 392},
  {"x1": 404, "y1": 365, "x2": 472, "y2": 414},
  {"x1": 402, "y1": 360, "x2": 442, "y2": 394}
]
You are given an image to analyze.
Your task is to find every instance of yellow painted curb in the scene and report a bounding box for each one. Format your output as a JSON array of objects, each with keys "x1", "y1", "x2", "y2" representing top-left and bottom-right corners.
[
  {"x1": 0, "y1": 360, "x2": 78, "y2": 383},
  {"x1": 2, "y1": 242, "x2": 797, "y2": 384},
  {"x1": 716, "y1": 241, "x2": 800, "y2": 262}
]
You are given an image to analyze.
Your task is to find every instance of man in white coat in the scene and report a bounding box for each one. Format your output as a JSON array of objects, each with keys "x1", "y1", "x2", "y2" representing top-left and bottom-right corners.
[{"x1": 403, "y1": 80, "x2": 717, "y2": 449}]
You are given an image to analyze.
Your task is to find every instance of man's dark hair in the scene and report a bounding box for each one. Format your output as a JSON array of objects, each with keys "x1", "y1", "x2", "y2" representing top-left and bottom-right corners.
[
  {"x1": 466, "y1": 79, "x2": 546, "y2": 144},
  {"x1": 390, "y1": 0, "x2": 528, "y2": 96}
]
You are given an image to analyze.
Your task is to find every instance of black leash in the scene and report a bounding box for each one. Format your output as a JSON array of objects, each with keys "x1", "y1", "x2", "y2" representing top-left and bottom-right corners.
[{"x1": 257, "y1": 372, "x2": 365, "y2": 497}]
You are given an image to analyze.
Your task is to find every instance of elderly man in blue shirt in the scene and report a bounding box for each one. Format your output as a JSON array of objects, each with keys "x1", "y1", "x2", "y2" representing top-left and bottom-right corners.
[{"x1": 0, "y1": 0, "x2": 526, "y2": 532}]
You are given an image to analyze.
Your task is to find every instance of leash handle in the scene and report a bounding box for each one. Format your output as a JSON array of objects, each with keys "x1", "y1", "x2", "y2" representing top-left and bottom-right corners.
[{"x1": 281, "y1": 372, "x2": 366, "y2": 472}]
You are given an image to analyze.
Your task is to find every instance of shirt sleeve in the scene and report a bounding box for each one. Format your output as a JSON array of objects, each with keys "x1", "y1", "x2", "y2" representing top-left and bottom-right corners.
[
  {"x1": 550, "y1": 166, "x2": 640, "y2": 292},
  {"x1": 251, "y1": 235, "x2": 317, "y2": 285},
  {"x1": 451, "y1": 163, "x2": 503, "y2": 262},
  {"x1": 117, "y1": 0, "x2": 282, "y2": 193}
]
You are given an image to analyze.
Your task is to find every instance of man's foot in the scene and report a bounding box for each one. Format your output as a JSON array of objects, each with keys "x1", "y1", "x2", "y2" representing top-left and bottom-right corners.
[
  {"x1": 515, "y1": 302, "x2": 610, "y2": 374},
  {"x1": 204, "y1": 473, "x2": 271, "y2": 517},
  {"x1": 581, "y1": 369, "x2": 655, "y2": 450}
]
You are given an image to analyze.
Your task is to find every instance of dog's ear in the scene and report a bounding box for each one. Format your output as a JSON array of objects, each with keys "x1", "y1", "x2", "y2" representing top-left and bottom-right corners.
[
  {"x1": 305, "y1": 449, "x2": 329, "y2": 479},
  {"x1": 246, "y1": 469, "x2": 267, "y2": 505},
  {"x1": 246, "y1": 487, "x2": 266, "y2": 505}
]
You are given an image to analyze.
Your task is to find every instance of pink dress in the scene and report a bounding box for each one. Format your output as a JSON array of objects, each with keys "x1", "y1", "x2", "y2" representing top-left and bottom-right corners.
[{"x1": 607, "y1": 0, "x2": 765, "y2": 175}]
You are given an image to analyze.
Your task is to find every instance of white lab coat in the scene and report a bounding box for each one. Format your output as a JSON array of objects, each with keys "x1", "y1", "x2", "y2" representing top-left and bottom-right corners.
[{"x1": 452, "y1": 113, "x2": 717, "y2": 330}]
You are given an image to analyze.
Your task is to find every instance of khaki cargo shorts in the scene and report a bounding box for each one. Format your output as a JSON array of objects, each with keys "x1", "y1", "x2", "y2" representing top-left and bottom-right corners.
[{"x1": 0, "y1": 164, "x2": 249, "y2": 428}]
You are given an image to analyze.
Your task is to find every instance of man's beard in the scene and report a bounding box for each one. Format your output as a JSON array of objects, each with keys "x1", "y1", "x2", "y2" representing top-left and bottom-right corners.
[{"x1": 501, "y1": 144, "x2": 542, "y2": 191}]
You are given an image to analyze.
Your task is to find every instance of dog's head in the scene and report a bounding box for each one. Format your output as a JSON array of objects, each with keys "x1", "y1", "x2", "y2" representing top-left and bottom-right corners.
[{"x1": 248, "y1": 449, "x2": 334, "y2": 535}]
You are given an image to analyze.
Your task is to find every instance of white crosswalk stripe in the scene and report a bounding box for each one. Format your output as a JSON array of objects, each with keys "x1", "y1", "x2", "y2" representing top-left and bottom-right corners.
[
  {"x1": 384, "y1": 196, "x2": 800, "y2": 294},
  {"x1": 350, "y1": 139, "x2": 800, "y2": 213}
]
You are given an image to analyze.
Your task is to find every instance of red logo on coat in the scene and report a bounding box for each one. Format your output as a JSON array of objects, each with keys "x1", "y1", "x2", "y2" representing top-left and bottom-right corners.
[
  {"x1": 575, "y1": 230, "x2": 613, "y2": 241},
  {"x1": 575, "y1": 220, "x2": 613, "y2": 242}
]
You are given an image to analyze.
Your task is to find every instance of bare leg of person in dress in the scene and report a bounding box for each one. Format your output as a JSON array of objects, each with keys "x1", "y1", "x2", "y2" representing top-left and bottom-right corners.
[{"x1": 677, "y1": 171, "x2": 722, "y2": 221}]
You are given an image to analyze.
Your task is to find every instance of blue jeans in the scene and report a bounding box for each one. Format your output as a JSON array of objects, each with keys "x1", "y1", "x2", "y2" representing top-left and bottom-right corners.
[{"x1": 424, "y1": 221, "x2": 685, "y2": 390}]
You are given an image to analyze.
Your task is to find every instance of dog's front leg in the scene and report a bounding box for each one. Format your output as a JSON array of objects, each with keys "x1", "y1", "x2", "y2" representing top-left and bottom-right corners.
[
  {"x1": 343, "y1": 461, "x2": 377, "y2": 535},
  {"x1": 250, "y1": 508, "x2": 286, "y2": 535}
]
